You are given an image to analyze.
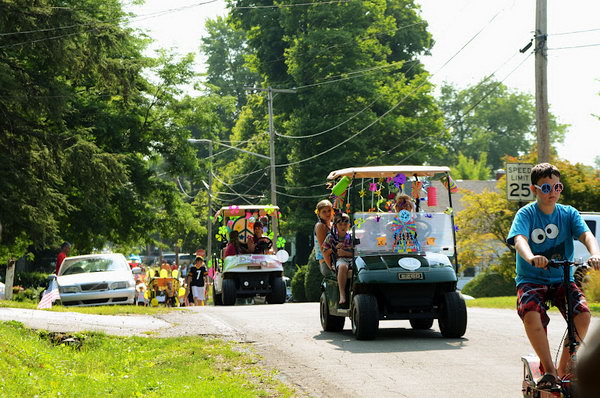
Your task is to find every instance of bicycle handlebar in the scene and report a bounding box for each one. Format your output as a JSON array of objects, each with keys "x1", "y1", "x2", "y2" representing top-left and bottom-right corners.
[{"x1": 547, "y1": 259, "x2": 588, "y2": 268}]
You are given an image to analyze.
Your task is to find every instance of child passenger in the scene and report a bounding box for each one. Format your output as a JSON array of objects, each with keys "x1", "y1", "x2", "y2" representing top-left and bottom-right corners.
[
  {"x1": 314, "y1": 200, "x2": 334, "y2": 276},
  {"x1": 507, "y1": 163, "x2": 600, "y2": 390},
  {"x1": 323, "y1": 213, "x2": 354, "y2": 305},
  {"x1": 393, "y1": 193, "x2": 415, "y2": 213}
]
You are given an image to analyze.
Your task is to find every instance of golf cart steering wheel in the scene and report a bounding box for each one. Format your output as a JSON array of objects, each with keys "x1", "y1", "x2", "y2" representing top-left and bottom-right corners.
[
  {"x1": 255, "y1": 236, "x2": 273, "y2": 253},
  {"x1": 413, "y1": 220, "x2": 432, "y2": 238}
]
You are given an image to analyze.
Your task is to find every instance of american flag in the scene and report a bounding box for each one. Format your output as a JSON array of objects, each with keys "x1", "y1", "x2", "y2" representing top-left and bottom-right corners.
[{"x1": 37, "y1": 280, "x2": 60, "y2": 309}]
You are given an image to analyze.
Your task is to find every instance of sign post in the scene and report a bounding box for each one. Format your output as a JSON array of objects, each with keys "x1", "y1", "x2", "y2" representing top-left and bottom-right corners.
[{"x1": 506, "y1": 163, "x2": 535, "y2": 204}]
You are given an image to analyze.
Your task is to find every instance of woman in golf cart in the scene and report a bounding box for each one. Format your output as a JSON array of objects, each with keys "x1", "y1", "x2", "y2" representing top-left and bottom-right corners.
[
  {"x1": 224, "y1": 230, "x2": 244, "y2": 258},
  {"x1": 247, "y1": 220, "x2": 273, "y2": 254},
  {"x1": 314, "y1": 200, "x2": 334, "y2": 276}
]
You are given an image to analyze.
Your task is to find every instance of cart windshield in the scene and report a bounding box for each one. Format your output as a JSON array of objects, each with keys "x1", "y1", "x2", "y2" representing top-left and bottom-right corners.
[{"x1": 353, "y1": 212, "x2": 455, "y2": 256}]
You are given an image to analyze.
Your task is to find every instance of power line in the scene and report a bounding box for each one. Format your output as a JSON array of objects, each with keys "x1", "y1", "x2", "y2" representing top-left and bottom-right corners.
[
  {"x1": 549, "y1": 27, "x2": 600, "y2": 36},
  {"x1": 232, "y1": 0, "x2": 352, "y2": 9},
  {"x1": 276, "y1": 182, "x2": 325, "y2": 189},
  {"x1": 388, "y1": 51, "x2": 534, "y2": 166},
  {"x1": 548, "y1": 43, "x2": 600, "y2": 50},
  {"x1": 211, "y1": 171, "x2": 254, "y2": 205},
  {"x1": 274, "y1": 6, "x2": 507, "y2": 168},
  {"x1": 275, "y1": 190, "x2": 327, "y2": 199}
]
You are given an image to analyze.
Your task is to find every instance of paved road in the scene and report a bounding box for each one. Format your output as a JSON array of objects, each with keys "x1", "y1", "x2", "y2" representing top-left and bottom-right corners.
[
  {"x1": 192, "y1": 303, "x2": 599, "y2": 398},
  {"x1": 2, "y1": 304, "x2": 598, "y2": 398}
]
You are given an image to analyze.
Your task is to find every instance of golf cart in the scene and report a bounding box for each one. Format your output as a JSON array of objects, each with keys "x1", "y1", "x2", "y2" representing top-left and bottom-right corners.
[
  {"x1": 319, "y1": 166, "x2": 467, "y2": 340},
  {"x1": 212, "y1": 205, "x2": 290, "y2": 306}
]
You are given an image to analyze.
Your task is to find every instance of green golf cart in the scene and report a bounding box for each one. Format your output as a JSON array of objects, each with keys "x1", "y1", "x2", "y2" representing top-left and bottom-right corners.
[{"x1": 320, "y1": 166, "x2": 467, "y2": 340}]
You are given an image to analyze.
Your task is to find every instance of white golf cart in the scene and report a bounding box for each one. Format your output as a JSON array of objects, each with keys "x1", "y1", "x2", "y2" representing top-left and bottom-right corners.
[{"x1": 212, "y1": 205, "x2": 290, "y2": 306}]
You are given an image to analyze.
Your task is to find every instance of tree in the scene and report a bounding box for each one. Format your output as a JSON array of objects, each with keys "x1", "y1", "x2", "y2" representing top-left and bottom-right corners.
[
  {"x1": 225, "y1": 0, "x2": 446, "y2": 241},
  {"x1": 201, "y1": 16, "x2": 259, "y2": 108},
  {"x1": 0, "y1": 0, "x2": 206, "y2": 261},
  {"x1": 451, "y1": 153, "x2": 491, "y2": 180},
  {"x1": 594, "y1": 155, "x2": 600, "y2": 170},
  {"x1": 437, "y1": 79, "x2": 568, "y2": 171}
]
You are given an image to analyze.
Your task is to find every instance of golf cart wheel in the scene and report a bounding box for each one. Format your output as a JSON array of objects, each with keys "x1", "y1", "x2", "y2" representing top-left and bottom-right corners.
[
  {"x1": 410, "y1": 318, "x2": 434, "y2": 330},
  {"x1": 267, "y1": 276, "x2": 286, "y2": 304},
  {"x1": 320, "y1": 293, "x2": 345, "y2": 332},
  {"x1": 222, "y1": 279, "x2": 237, "y2": 306},
  {"x1": 438, "y1": 291, "x2": 467, "y2": 338},
  {"x1": 213, "y1": 287, "x2": 223, "y2": 306},
  {"x1": 351, "y1": 294, "x2": 379, "y2": 340}
]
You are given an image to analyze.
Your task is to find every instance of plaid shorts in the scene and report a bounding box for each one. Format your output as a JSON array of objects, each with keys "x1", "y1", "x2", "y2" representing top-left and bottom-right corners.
[{"x1": 517, "y1": 282, "x2": 590, "y2": 330}]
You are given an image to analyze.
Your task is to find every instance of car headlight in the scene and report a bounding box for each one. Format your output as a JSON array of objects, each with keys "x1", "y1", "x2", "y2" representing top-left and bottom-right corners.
[
  {"x1": 425, "y1": 253, "x2": 453, "y2": 268},
  {"x1": 110, "y1": 281, "x2": 131, "y2": 290},
  {"x1": 59, "y1": 286, "x2": 79, "y2": 294}
]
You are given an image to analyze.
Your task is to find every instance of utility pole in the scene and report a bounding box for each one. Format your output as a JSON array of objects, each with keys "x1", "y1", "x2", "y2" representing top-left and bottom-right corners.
[
  {"x1": 245, "y1": 86, "x2": 296, "y2": 244},
  {"x1": 535, "y1": 0, "x2": 550, "y2": 163},
  {"x1": 207, "y1": 140, "x2": 213, "y2": 259}
]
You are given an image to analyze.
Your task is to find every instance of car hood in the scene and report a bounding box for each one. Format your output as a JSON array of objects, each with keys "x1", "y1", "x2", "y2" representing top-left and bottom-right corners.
[{"x1": 57, "y1": 271, "x2": 133, "y2": 286}]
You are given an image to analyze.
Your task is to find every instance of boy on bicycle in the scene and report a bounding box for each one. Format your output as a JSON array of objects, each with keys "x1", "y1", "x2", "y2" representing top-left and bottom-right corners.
[{"x1": 507, "y1": 163, "x2": 600, "y2": 390}]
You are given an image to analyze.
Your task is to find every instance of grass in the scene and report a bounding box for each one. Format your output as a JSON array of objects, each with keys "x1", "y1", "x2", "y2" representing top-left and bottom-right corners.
[
  {"x1": 0, "y1": 321, "x2": 295, "y2": 398},
  {"x1": 0, "y1": 300, "x2": 181, "y2": 315},
  {"x1": 466, "y1": 296, "x2": 600, "y2": 317}
]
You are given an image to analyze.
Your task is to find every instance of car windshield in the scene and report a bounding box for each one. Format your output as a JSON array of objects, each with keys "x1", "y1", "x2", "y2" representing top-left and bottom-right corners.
[
  {"x1": 60, "y1": 257, "x2": 129, "y2": 276},
  {"x1": 353, "y1": 212, "x2": 455, "y2": 256}
]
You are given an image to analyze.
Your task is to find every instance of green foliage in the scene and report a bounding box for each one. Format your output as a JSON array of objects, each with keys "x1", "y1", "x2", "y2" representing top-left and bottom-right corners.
[
  {"x1": 455, "y1": 185, "x2": 517, "y2": 272},
  {"x1": 201, "y1": 16, "x2": 259, "y2": 107},
  {"x1": 303, "y1": 252, "x2": 322, "y2": 302},
  {"x1": 584, "y1": 270, "x2": 600, "y2": 302},
  {"x1": 436, "y1": 79, "x2": 567, "y2": 171},
  {"x1": 461, "y1": 271, "x2": 516, "y2": 298},
  {"x1": 451, "y1": 152, "x2": 491, "y2": 180},
  {"x1": 0, "y1": 321, "x2": 295, "y2": 397},
  {"x1": 221, "y1": 0, "x2": 445, "y2": 240},
  {"x1": 14, "y1": 272, "x2": 49, "y2": 289},
  {"x1": 0, "y1": 0, "x2": 209, "y2": 257},
  {"x1": 554, "y1": 159, "x2": 600, "y2": 212},
  {"x1": 291, "y1": 265, "x2": 307, "y2": 302}
]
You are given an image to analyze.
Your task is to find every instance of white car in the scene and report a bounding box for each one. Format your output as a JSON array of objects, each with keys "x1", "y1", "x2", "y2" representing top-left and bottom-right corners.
[{"x1": 56, "y1": 253, "x2": 136, "y2": 306}]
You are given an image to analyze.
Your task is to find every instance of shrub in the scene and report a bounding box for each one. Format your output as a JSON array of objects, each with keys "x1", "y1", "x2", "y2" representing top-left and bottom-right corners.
[
  {"x1": 15, "y1": 272, "x2": 49, "y2": 288},
  {"x1": 583, "y1": 269, "x2": 600, "y2": 302},
  {"x1": 291, "y1": 266, "x2": 307, "y2": 302},
  {"x1": 304, "y1": 252, "x2": 322, "y2": 302},
  {"x1": 462, "y1": 271, "x2": 516, "y2": 298}
]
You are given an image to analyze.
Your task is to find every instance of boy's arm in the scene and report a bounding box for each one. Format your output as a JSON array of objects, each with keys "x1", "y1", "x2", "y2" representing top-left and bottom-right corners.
[
  {"x1": 514, "y1": 234, "x2": 549, "y2": 269},
  {"x1": 579, "y1": 231, "x2": 600, "y2": 269}
]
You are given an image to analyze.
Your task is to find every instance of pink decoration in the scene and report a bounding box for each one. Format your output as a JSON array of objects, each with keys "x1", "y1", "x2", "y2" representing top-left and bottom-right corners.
[
  {"x1": 427, "y1": 186, "x2": 438, "y2": 207},
  {"x1": 369, "y1": 182, "x2": 378, "y2": 192}
]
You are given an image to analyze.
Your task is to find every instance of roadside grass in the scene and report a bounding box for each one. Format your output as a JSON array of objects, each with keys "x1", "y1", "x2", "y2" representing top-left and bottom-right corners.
[
  {"x1": 0, "y1": 321, "x2": 295, "y2": 398},
  {"x1": 466, "y1": 296, "x2": 600, "y2": 316},
  {"x1": 0, "y1": 300, "x2": 181, "y2": 315}
]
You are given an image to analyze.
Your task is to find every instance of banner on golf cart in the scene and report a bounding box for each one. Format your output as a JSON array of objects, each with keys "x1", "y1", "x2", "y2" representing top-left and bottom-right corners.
[
  {"x1": 353, "y1": 212, "x2": 455, "y2": 256},
  {"x1": 223, "y1": 254, "x2": 282, "y2": 272}
]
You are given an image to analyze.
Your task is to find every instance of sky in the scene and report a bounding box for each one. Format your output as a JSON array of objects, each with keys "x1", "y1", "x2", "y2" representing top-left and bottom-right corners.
[{"x1": 127, "y1": 0, "x2": 600, "y2": 167}]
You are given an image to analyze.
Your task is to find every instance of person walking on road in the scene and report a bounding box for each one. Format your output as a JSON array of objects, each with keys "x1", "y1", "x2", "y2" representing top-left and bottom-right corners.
[
  {"x1": 186, "y1": 257, "x2": 209, "y2": 306},
  {"x1": 55, "y1": 242, "x2": 71, "y2": 275}
]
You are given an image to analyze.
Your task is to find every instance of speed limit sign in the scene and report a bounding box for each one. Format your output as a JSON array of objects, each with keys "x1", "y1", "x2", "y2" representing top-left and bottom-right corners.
[{"x1": 506, "y1": 163, "x2": 535, "y2": 202}]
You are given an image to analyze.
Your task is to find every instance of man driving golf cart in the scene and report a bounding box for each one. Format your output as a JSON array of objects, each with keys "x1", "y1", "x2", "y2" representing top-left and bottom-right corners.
[{"x1": 319, "y1": 166, "x2": 467, "y2": 340}]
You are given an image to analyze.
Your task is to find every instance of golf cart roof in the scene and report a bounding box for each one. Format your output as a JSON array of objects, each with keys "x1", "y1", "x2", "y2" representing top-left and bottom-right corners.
[
  {"x1": 327, "y1": 166, "x2": 450, "y2": 180},
  {"x1": 214, "y1": 205, "x2": 280, "y2": 219}
]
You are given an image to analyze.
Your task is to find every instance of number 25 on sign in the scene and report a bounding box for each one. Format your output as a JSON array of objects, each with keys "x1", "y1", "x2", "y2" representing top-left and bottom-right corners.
[{"x1": 506, "y1": 163, "x2": 535, "y2": 202}]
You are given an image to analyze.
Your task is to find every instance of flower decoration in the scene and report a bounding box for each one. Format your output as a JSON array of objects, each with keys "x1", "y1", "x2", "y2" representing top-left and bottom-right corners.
[
  {"x1": 424, "y1": 213, "x2": 433, "y2": 218},
  {"x1": 229, "y1": 205, "x2": 240, "y2": 215},
  {"x1": 386, "y1": 177, "x2": 393, "y2": 183},
  {"x1": 265, "y1": 204, "x2": 276, "y2": 215},
  {"x1": 374, "y1": 190, "x2": 381, "y2": 197},
  {"x1": 216, "y1": 234, "x2": 223, "y2": 242},
  {"x1": 217, "y1": 215, "x2": 223, "y2": 222},
  {"x1": 267, "y1": 231, "x2": 274, "y2": 240},
  {"x1": 375, "y1": 215, "x2": 381, "y2": 222},
  {"x1": 276, "y1": 237, "x2": 286, "y2": 249},
  {"x1": 245, "y1": 212, "x2": 252, "y2": 219},
  {"x1": 359, "y1": 189, "x2": 366, "y2": 198},
  {"x1": 378, "y1": 178, "x2": 385, "y2": 183},
  {"x1": 354, "y1": 218, "x2": 366, "y2": 228},
  {"x1": 444, "y1": 207, "x2": 454, "y2": 215},
  {"x1": 454, "y1": 225, "x2": 460, "y2": 232},
  {"x1": 218, "y1": 226, "x2": 228, "y2": 236},
  {"x1": 393, "y1": 173, "x2": 406, "y2": 187},
  {"x1": 369, "y1": 182, "x2": 378, "y2": 192},
  {"x1": 387, "y1": 193, "x2": 395, "y2": 200}
]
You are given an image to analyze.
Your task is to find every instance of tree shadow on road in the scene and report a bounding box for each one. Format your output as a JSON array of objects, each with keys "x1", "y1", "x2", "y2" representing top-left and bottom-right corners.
[{"x1": 313, "y1": 326, "x2": 468, "y2": 353}]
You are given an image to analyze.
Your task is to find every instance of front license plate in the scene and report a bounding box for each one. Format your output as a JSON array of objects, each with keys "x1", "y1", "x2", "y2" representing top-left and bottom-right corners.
[
  {"x1": 398, "y1": 272, "x2": 424, "y2": 280},
  {"x1": 247, "y1": 265, "x2": 261, "y2": 270}
]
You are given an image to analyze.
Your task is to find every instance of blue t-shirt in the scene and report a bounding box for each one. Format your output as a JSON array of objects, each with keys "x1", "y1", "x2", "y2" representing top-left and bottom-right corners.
[{"x1": 507, "y1": 202, "x2": 589, "y2": 285}]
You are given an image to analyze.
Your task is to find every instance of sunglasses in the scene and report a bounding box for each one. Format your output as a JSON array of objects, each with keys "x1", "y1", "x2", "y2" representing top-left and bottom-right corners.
[
  {"x1": 338, "y1": 219, "x2": 350, "y2": 224},
  {"x1": 534, "y1": 182, "x2": 564, "y2": 194}
]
